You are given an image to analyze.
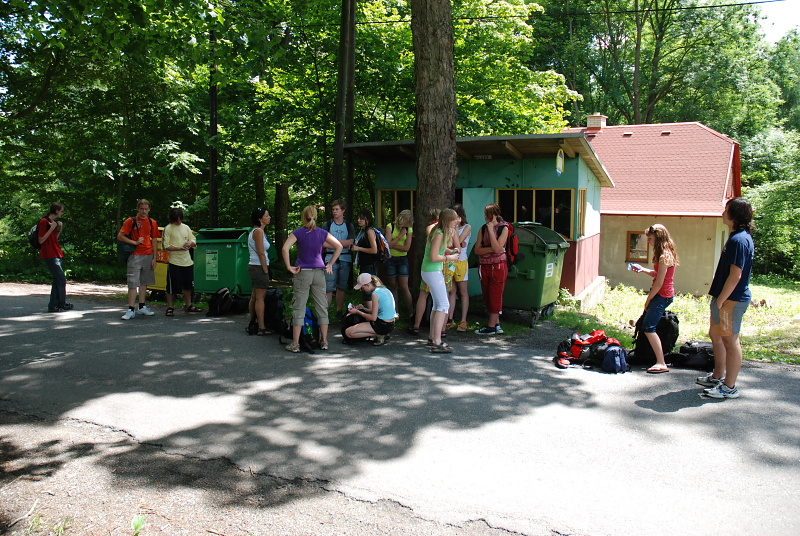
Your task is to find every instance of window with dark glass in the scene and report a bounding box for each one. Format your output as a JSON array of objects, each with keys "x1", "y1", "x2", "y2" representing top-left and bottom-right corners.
[
  {"x1": 377, "y1": 189, "x2": 416, "y2": 228},
  {"x1": 497, "y1": 189, "x2": 575, "y2": 239}
]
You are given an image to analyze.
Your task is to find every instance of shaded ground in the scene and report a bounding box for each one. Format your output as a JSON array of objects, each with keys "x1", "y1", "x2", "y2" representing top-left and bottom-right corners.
[{"x1": 2, "y1": 283, "x2": 798, "y2": 536}]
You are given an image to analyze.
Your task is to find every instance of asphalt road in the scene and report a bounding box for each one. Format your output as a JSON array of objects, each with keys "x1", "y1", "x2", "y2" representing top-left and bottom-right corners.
[{"x1": 1, "y1": 283, "x2": 799, "y2": 536}]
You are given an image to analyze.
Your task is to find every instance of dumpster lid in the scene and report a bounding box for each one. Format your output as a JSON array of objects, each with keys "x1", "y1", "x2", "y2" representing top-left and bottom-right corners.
[
  {"x1": 513, "y1": 222, "x2": 569, "y2": 247},
  {"x1": 196, "y1": 227, "x2": 250, "y2": 239}
]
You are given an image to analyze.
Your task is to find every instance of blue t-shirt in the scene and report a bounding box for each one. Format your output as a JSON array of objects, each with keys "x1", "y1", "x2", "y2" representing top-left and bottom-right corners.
[
  {"x1": 709, "y1": 229, "x2": 754, "y2": 302},
  {"x1": 323, "y1": 220, "x2": 354, "y2": 263},
  {"x1": 373, "y1": 286, "x2": 397, "y2": 321}
]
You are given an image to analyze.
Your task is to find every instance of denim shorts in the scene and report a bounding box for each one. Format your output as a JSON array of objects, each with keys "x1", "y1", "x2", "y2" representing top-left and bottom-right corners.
[
  {"x1": 642, "y1": 294, "x2": 673, "y2": 333},
  {"x1": 325, "y1": 259, "x2": 351, "y2": 292},
  {"x1": 385, "y1": 255, "x2": 409, "y2": 278}
]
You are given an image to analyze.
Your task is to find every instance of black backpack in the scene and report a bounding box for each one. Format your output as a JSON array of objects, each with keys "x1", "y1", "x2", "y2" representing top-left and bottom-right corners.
[
  {"x1": 28, "y1": 218, "x2": 45, "y2": 250},
  {"x1": 670, "y1": 341, "x2": 715, "y2": 371},
  {"x1": 341, "y1": 312, "x2": 368, "y2": 344},
  {"x1": 628, "y1": 310, "x2": 679, "y2": 365},
  {"x1": 207, "y1": 287, "x2": 234, "y2": 317},
  {"x1": 246, "y1": 288, "x2": 286, "y2": 335}
]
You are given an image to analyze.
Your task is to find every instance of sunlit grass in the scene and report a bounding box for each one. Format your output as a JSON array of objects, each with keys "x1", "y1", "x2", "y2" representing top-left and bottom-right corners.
[{"x1": 554, "y1": 276, "x2": 800, "y2": 365}]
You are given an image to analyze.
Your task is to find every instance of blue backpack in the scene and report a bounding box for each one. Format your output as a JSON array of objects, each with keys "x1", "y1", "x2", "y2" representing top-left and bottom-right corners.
[
  {"x1": 601, "y1": 345, "x2": 629, "y2": 374},
  {"x1": 301, "y1": 307, "x2": 321, "y2": 352}
]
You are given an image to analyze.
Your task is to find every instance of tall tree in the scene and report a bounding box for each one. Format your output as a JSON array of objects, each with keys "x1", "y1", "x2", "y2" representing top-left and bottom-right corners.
[{"x1": 410, "y1": 0, "x2": 459, "y2": 269}]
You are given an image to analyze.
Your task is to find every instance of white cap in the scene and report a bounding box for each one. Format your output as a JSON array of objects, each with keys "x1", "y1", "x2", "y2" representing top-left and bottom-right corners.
[{"x1": 353, "y1": 272, "x2": 372, "y2": 290}]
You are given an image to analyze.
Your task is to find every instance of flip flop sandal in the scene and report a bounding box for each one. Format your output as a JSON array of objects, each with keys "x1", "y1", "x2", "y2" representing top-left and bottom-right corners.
[
  {"x1": 408, "y1": 327, "x2": 420, "y2": 335},
  {"x1": 647, "y1": 365, "x2": 670, "y2": 374},
  {"x1": 165, "y1": 307, "x2": 175, "y2": 317},
  {"x1": 185, "y1": 304, "x2": 202, "y2": 313},
  {"x1": 430, "y1": 343, "x2": 453, "y2": 353}
]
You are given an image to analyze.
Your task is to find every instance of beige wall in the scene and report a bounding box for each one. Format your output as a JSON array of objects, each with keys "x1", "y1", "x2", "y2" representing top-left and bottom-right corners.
[{"x1": 599, "y1": 215, "x2": 725, "y2": 296}]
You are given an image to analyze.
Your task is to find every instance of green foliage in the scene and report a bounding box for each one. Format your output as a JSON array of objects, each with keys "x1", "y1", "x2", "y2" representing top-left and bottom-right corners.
[
  {"x1": 747, "y1": 180, "x2": 800, "y2": 278},
  {"x1": 770, "y1": 30, "x2": 800, "y2": 132},
  {"x1": 740, "y1": 128, "x2": 800, "y2": 187}
]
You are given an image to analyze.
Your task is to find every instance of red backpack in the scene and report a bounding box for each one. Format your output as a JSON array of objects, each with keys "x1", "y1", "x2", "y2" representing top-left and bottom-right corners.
[{"x1": 480, "y1": 222, "x2": 521, "y2": 267}]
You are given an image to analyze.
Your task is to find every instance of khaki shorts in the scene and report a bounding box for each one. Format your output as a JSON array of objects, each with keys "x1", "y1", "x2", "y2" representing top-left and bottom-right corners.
[
  {"x1": 127, "y1": 254, "x2": 155, "y2": 289},
  {"x1": 709, "y1": 297, "x2": 749, "y2": 337}
]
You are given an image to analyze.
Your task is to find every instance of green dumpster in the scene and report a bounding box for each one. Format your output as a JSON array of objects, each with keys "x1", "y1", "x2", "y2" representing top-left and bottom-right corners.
[
  {"x1": 503, "y1": 222, "x2": 569, "y2": 325},
  {"x1": 194, "y1": 228, "x2": 253, "y2": 294}
]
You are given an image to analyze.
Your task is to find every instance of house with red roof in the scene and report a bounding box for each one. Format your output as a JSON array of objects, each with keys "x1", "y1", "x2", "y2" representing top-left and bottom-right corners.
[{"x1": 565, "y1": 113, "x2": 741, "y2": 295}]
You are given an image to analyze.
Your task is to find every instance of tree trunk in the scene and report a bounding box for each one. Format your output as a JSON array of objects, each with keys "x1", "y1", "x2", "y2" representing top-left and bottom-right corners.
[
  {"x1": 409, "y1": 0, "x2": 459, "y2": 293},
  {"x1": 274, "y1": 180, "x2": 290, "y2": 253}
]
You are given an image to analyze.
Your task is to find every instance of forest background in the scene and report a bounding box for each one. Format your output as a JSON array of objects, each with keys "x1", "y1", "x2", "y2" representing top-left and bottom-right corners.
[{"x1": 1, "y1": 0, "x2": 799, "y2": 282}]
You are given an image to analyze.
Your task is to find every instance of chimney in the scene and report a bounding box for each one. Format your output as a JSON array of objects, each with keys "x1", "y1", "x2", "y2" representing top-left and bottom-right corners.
[{"x1": 586, "y1": 112, "x2": 607, "y2": 130}]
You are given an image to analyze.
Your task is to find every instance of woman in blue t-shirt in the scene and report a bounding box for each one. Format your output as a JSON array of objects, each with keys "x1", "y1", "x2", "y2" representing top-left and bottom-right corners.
[
  {"x1": 346, "y1": 273, "x2": 397, "y2": 346},
  {"x1": 698, "y1": 197, "x2": 754, "y2": 399}
]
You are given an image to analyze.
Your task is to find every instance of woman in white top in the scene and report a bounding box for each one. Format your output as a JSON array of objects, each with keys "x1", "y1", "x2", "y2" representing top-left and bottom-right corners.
[
  {"x1": 248, "y1": 207, "x2": 271, "y2": 335},
  {"x1": 447, "y1": 204, "x2": 471, "y2": 331}
]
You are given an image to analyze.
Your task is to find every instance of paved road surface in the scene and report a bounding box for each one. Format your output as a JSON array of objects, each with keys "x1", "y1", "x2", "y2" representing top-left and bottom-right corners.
[{"x1": 1, "y1": 284, "x2": 798, "y2": 535}]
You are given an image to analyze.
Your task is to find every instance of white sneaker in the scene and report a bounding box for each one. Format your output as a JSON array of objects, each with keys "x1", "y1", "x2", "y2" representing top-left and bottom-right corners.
[
  {"x1": 138, "y1": 305, "x2": 155, "y2": 316},
  {"x1": 495, "y1": 324, "x2": 504, "y2": 334},
  {"x1": 121, "y1": 309, "x2": 136, "y2": 320},
  {"x1": 704, "y1": 383, "x2": 740, "y2": 399}
]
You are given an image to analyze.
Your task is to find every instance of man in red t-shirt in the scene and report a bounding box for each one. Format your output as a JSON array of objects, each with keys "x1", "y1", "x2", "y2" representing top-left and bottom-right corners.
[
  {"x1": 117, "y1": 199, "x2": 161, "y2": 320},
  {"x1": 38, "y1": 202, "x2": 72, "y2": 312}
]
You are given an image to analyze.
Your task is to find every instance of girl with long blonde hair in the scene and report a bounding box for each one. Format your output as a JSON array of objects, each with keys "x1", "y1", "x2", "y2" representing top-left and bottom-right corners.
[
  {"x1": 420, "y1": 208, "x2": 460, "y2": 353},
  {"x1": 631, "y1": 223, "x2": 679, "y2": 373}
]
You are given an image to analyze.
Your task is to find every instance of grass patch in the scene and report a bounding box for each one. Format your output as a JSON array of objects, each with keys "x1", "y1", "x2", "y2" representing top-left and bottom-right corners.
[{"x1": 553, "y1": 276, "x2": 800, "y2": 365}]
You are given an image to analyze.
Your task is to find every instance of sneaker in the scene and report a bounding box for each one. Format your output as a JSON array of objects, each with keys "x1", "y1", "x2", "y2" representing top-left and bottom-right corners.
[
  {"x1": 121, "y1": 309, "x2": 136, "y2": 320},
  {"x1": 696, "y1": 372, "x2": 724, "y2": 388},
  {"x1": 138, "y1": 305, "x2": 155, "y2": 316},
  {"x1": 495, "y1": 324, "x2": 504, "y2": 334},
  {"x1": 475, "y1": 326, "x2": 497, "y2": 335},
  {"x1": 704, "y1": 383, "x2": 740, "y2": 399}
]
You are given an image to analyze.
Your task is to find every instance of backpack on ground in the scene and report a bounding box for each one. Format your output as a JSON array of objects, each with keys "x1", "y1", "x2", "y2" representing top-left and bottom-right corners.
[
  {"x1": 28, "y1": 218, "x2": 44, "y2": 250},
  {"x1": 341, "y1": 312, "x2": 368, "y2": 344},
  {"x1": 628, "y1": 310, "x2": 679, "y2": 366},
  {"x1": 229, "y1": 292, "x2": 250, "y2": 315},
  {"x1": 599, "y1": 345, "x2": 629, "y2": 373},
  {"x1": 207, "y1": 287, "x2": 233, "y2": 317},
  {"x1": 263, "y1": 288, "x2": 285, "y2": 333},
  {"x1": 246, "y1": 288, "x2": 286, "y2": 335},
  {"x1": 299, "y1": 307, "x2": 320, "y2": 353},
  {"x1": 371, "y1": 227, "x2": 392, "y2": 263},
  {"x1": 554, "y1": 329, "x2": 624, "y2": 372},
  {"x1": 670, "y1": 340, "x2": 715, "y2": 371}
]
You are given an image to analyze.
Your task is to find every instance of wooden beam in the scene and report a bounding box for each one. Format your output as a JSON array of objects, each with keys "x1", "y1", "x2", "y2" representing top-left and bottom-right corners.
[
  {"x1": 399, "y1": 145, "x2": 416, "y2": 159},
  {"x1": 456, "y1": 146, "x2": 472, "y2": 160},
  {"x1": 503, "y1": 141, "x2": 523, "y2": 159},
  {"x1": 559, "y1": 139, "x2": 577, "y2": 158}
]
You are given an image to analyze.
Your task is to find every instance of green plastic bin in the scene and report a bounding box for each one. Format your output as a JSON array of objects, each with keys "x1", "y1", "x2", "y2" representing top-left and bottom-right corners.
[
  {"x1": 503, "y1": 222, "x2": 570, "y2": 325},
  {"x1": 194, "y1": 228, "x2": 253, "y2": 294}
]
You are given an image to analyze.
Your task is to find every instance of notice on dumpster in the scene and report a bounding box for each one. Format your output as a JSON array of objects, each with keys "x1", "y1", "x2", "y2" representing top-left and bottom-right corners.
[
  {"x1": 206, "y1": 250, "x2": 219, "y2": 280},
  {"x1": 546, "y1": 262, "x2": 554, "y2": 278}
]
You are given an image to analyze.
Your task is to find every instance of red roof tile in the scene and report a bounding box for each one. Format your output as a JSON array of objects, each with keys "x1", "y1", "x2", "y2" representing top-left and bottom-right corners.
[{"x1": 564, "y1": 122, "x2": 740, "y2": 215}]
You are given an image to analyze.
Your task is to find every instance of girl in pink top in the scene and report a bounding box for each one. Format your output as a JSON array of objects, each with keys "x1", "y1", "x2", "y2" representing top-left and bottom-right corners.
[{"x1": 631, "y1": 224, "x2": 679, "y2": 373}]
